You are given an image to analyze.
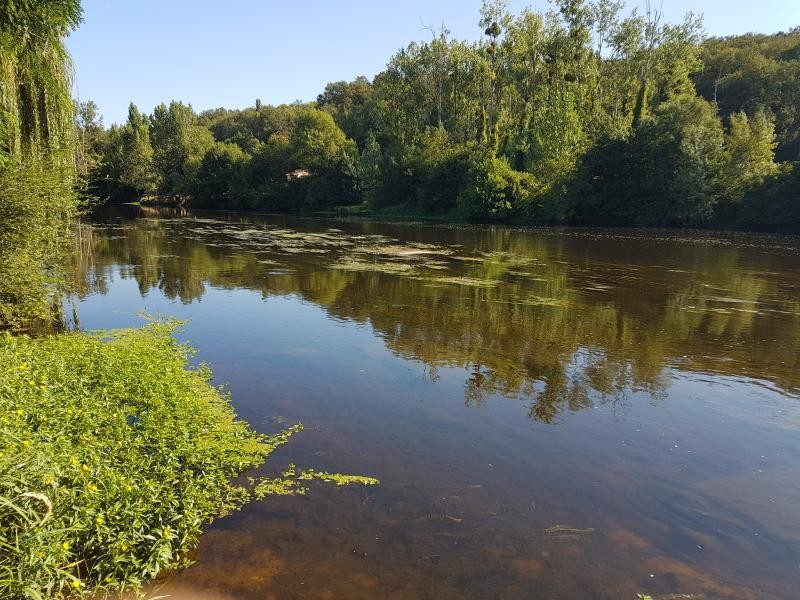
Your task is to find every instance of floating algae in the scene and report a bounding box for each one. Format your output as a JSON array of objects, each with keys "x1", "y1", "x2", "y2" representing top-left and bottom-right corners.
[
  {"x1": 419, "y1": 276, "x2": 500, "y2": 288},
  {"x1": 452, "y1": 256, "x2": 486, "y2": 263},
  {"x1": 512, "y1": 295, "x2": 571, "y2": 308},
  {"x1": 330, "y1": 260, "x2": 416, "y2": 275},
  {"x1": 477, "y1": 250, "x2": 540, "y2": 267},
  {"x1": 351, "y1": 244, "x2": 454, "y2": 258},
  {"x1": 506, "y1": 271, "x2": 549, "y2": 281}
]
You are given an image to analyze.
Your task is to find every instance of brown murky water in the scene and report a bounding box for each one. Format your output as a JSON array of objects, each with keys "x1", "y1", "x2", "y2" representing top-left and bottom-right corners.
[{"x1": 70, "y1": 207, "x2": 800, "y2": 600}]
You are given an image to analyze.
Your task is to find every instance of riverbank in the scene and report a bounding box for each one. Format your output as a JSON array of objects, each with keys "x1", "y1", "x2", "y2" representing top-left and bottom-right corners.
[
  {"x1": 0, "y1": 322, "x2": 287, "y2": 598},
  {"x1": 121, "y1": 192, "x2": 800, "y2": 234}
]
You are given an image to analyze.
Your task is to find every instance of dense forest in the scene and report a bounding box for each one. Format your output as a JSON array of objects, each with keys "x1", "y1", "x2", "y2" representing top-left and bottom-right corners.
[{"x1": 80, "y1": 1, "x2": 800, "y2": 232}]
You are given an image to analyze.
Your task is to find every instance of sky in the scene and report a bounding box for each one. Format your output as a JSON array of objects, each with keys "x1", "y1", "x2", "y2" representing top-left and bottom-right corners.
[{"x1": 66, "y1": 0, "x2": 800, "y2": 125}]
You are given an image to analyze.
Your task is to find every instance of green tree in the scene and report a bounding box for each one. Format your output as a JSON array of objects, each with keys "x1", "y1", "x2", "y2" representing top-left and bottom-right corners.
[
  {"x1": 357, "y1": 131, "x2": 383, "y2": 205},
  {"x1": 634, "y1": 96, "x2": 725, "y2": 226},
  {"x1": 316, "y1": 76, "x2": 375, "y2": 147},
  {"x1": 290, "y1": 108, "x2": 357, "y2": 172},
  {"x1": 738, "y1": 163, "x2": 800, "y2": 231},
  {"x1": 192, "y1": 142, "x2": 252, "y2": 208},
  {"x1": 74, "y1": 100, "x2": 104, "y2": 178},
  {"x1": 118, "y1": 103, "x2": 156, "y2": 198},
  {"x1": 459, "y1": 153, "x2": 539, "y2": 219},
  {"x1": 251, "y1": 107, "x2": 362, "y2": 211},
  {"x1": 80, "y1": 2, "x2": 800, "y2": 233},
  {"x1": 696, "y1": 30, "x2": 800, "y2": 160},
  {"x1": 150, "y1": 101, "x2": 215, "y2": 199},
  {"x1": 575, "y1": 96, "x2": 725, "y2": 227},
  {"x1": 631, "y1": 6, "x2": 704, "y2": 126},
  {"x1": 526, "y1": 90, "x2": 587, "y2": 190},
  {"x1": 0, "y1": 0, "x2": 82, "y2": 156},
  {"x1": 720, "y1": 110, "x2": 778, "y2": 203},
  {"x1": 479, "y1": 0, "x2": 512, "y2": 146}
]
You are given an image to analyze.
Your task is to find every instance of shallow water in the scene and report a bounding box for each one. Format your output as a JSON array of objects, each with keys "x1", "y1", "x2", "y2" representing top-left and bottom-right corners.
[{"x1": 70, "y1": 207, "x2": 800, "y2": 599}]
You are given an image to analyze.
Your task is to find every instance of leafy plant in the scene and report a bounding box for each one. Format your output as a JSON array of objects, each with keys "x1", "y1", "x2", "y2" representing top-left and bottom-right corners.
[{"x1": 0, "y1": 321, "x2": 377, "y2": 598}]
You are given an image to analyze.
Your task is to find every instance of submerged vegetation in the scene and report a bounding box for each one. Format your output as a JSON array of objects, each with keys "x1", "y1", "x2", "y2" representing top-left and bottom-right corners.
[{"x1": 83, "y1": 1, "x2": 800, "y2": 232}]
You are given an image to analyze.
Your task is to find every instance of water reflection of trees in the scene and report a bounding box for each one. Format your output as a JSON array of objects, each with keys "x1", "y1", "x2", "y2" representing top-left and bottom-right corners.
[{"x1": 70, "y1": 211, "x2": 800, "y2": 422}]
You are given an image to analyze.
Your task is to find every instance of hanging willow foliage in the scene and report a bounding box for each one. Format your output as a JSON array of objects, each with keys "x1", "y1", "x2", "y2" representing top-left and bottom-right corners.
[
  {"x1": 0, "y1": 0, "x2": 82, "y2": 156},
  {"x1": 0, "y1": 0, "x2": 83, "y2": 330}
]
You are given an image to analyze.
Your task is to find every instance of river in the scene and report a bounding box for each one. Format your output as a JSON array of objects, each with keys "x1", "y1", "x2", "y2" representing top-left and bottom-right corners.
[{"x1": 70, "y1": 206, "x2": 800, "y2": 599}]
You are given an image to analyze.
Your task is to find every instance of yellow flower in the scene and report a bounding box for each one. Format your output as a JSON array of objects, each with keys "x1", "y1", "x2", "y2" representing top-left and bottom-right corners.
[
  {"x1": 61, "y1": 541, "x2": 70, "y2": 551},
  {"x1": 71, "y1": 579, "x2": 81, "y2": 589},
  {"x1": 21, "y1": 440, "x2": 31, "y2": 447},
  {"x1": 87, "y1": 483, "x2": 98, "y2": 492},
  {"x1": 16, "y1": 409, "x2": 24, "y2": 416},
  {"x1": 70, "y1": 456, "x2": 78, "y2": 465}
]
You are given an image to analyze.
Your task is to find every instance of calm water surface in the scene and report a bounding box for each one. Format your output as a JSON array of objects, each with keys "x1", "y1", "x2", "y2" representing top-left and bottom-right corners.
[{"x1": 70, "y1": 207, "x2": 800, "y2": 600}]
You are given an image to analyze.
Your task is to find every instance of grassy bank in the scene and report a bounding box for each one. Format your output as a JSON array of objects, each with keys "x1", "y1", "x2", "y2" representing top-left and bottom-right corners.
[{"x1": 0, "y1": 322, "x2": 295, "y2": 598}]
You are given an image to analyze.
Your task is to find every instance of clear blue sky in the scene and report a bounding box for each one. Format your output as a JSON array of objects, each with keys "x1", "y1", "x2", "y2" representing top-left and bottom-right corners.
[{"x1": 66, "y1": 0, "x2": 800, "y2": 125}]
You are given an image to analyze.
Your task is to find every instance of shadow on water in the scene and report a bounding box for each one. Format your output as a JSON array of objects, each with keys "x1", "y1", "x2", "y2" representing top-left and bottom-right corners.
[{"x1": 73, "y1": 207, "x2": 800, "y2": 599}]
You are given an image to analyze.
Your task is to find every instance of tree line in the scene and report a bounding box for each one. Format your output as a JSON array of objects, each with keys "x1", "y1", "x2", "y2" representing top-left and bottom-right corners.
[{"x1": 79, "y1": 1, "x2": 800, "y2": 232}]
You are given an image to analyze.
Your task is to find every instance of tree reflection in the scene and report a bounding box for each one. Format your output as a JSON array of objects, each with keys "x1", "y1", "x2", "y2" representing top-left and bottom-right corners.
[{"x1": 70, "y1": 210, "x2": 800, "y2": 423}]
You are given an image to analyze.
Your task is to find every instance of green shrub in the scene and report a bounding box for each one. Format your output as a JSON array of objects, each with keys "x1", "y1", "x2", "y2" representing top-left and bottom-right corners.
[
  {"x1": 738, "y1": 162, "x2": 800, "y2": 232},
  {"x1": 458, "y1": 155, "x2": 540, "y2": 219},
  {"x1": 579, "y1": 96, "x2": 725, "y2": 228},
  {"x1": 191, "y1": 142, "x2": 253, "y2": 208},
  {"x1": 0, "y1": 322, "x2": 326, "y2": 598}
]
